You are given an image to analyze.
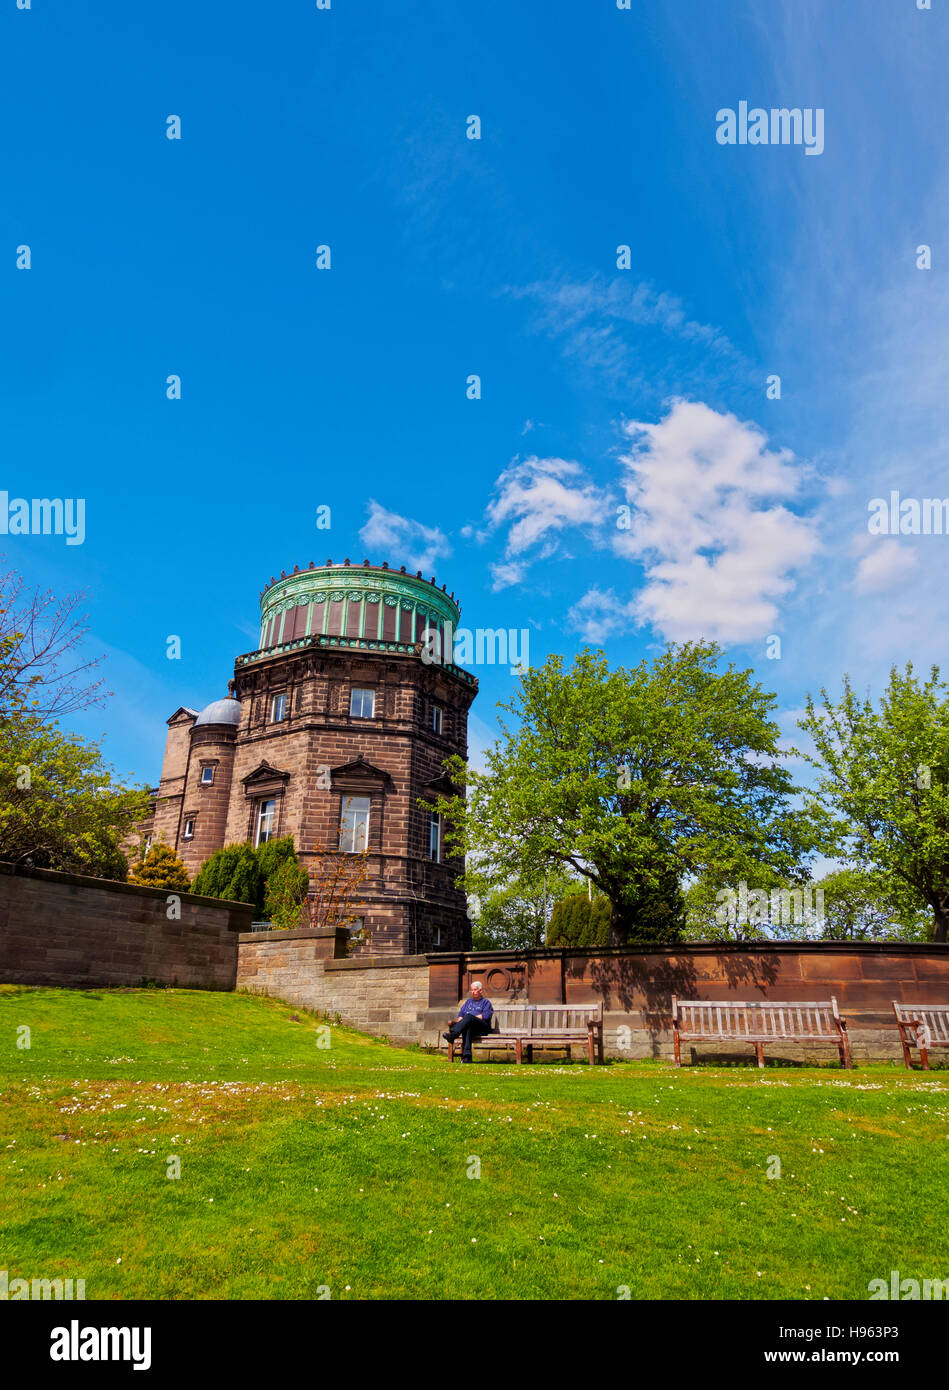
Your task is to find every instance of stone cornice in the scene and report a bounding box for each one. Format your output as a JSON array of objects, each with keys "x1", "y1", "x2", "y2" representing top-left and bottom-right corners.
[{"x1": 233, "y1": 633, "x2": 477, "y2": 689}]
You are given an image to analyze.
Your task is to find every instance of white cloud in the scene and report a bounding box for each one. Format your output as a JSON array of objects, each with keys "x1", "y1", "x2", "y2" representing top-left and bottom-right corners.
[
  {"x1": 565, "y1": 587, "x2": 633, "y2": 644},
  {"x1": 853, "y1": 541, "x2": 920, "y2": 596},
  {"x1": 485, "y1": 455, "x2": 610, "y2": 587},
  {"x1": 359, "y1": 499, "x2": 452, "y2": 574},
  {"x1": 616, "y1": 399, "x2": 819, "y2": 643},
  {"x1": 488, "y1": 559, "x2": 527, "y2": 591}
]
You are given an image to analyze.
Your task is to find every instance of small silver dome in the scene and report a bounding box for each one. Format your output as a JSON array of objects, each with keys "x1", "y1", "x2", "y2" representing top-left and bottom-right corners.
[{"x1": 193, "y1": 697, "x2": 241, "y2": 728}]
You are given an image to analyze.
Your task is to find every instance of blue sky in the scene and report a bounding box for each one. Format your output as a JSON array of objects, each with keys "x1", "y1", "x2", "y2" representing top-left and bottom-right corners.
[{"x1": 2, "y1": 0, "x2": 947, "y2": 786}]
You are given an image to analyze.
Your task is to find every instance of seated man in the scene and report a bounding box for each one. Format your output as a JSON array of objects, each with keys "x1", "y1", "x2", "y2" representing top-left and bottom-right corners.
[{"x1": 443, "y1": 981, "x2": 494, "y2": 1062}]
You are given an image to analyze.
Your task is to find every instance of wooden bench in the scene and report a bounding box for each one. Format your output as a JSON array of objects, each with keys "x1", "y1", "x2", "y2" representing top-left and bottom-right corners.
[
  {"x1": 672, "y1": 996, "x2": 852, "y2": 1069},
  {"x1": 444, "y1": 1003, "x2": 604, "y2": 1065},
  {"x1": 893, "y1": 1002, "x2": 949, "y2": 1070}
]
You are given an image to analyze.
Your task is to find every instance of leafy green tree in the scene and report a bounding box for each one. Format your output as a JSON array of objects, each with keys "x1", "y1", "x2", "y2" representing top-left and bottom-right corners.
[
  {"x1": 263, "y1": 856, "x2": 309, "y2": 931},
  {"x1": 468, "y1": 868, "x2": 579, "y2": 950},
  {"x1": 429, "y1": 644, "x2": 818, "y2": 945},
  {"x1": 683, "y1": 874, "x2": 818, "y2": 941},
  {"x1": 811, "y1": 867, "x2": 930, "y2": 942},
  {"x1": 683, "y1": 877, "x2": 739, "y2": 941},
  {"x1": 799, "y1": 664, "x2": 949, "y2": 942},
  {"x1": 0, "y1": 713, "x2": 149, "y2": 878},
  {"x1": 127, "y1": 842, "x2": 191, "y2": 892},
  {"x1": 683, "y1": 864, "x2": 930, "y2": 943}
]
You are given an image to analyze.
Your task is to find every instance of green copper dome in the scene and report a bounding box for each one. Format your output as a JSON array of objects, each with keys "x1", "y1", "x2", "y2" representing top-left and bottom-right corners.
[{"x1": 251, "y1": 560, "x2": 463, "y2": 662}]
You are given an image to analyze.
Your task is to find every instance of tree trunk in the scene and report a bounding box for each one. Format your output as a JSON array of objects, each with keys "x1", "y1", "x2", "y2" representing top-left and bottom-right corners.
[
  {"x1": 608, "y1": 903, "x2": 635, "y2": 947},
  {"x1": 933, "y1": 904, "x2": 948, "y2": 944}
]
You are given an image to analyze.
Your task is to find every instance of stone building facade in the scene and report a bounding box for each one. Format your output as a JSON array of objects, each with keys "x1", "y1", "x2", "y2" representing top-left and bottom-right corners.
[{"x1": 144, "y1": 560, "x2": 478, "y2": 955}]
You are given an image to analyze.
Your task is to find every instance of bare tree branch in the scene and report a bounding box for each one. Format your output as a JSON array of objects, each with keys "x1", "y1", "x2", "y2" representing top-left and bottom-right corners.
[{"x1": 0, "y1": 562, "x2": 109, "y2": 720}]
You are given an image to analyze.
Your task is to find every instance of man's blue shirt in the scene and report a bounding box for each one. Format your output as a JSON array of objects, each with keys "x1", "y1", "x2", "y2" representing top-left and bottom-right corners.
[{"x1": 459, "y1": 996, "x2": 493, "y2": 1021}]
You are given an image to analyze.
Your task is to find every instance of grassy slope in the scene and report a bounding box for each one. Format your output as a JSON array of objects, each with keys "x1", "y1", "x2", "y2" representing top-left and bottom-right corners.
[{"x1": 0, "y1": 985, "x2": 946, "y2": 1301}]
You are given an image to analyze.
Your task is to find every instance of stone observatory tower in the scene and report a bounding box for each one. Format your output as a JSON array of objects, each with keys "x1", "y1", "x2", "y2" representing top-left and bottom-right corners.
[{"x1": 146, "y1": 559, "x2": 478, "y2": 955}]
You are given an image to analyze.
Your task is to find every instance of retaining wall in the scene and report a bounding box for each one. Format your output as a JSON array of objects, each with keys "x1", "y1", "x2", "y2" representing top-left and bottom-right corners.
[
  {"x1": 237, "y1": 933, "x2": 949, "y2": 1062},
  {"x1": 0, "y1": 864, "x2": 251, "y2": 990}
]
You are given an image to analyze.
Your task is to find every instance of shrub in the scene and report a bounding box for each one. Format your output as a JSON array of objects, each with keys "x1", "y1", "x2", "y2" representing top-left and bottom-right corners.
[
  {"x1": 127, "y1": 842, "x2": 191, "y2": 893},
  {"x1": 263, "y1": 857, "x2": 309, "y2": 931},
  {"x1": 548, "y1": 891, "x2": 611, "y2": 947},
  {"x1": 192, "y1": 836, "x2": 307, "y2": 915}
]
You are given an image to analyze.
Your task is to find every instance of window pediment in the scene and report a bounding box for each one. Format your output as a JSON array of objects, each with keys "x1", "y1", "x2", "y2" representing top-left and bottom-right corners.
[
  {"x1": 330, "y1": 756, "x2": 392, "y2": 793},
  {"x1": 241, "y1": 761, "x2": 292, "y2": 797}
]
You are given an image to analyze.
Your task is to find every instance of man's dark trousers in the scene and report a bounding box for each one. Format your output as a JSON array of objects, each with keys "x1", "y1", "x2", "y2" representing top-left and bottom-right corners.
[{"x1": 448, "y1": 1016, "x2": 492, "y2": 1061}]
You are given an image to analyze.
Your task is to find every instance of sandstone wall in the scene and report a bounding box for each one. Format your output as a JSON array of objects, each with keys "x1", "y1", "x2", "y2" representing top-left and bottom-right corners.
[
  {"x1": 236, "y1": 927, "x2": 429, "y2": 1045},
  {"x1": 238, "y1": 934, "x2": 949, "y2": 1063},
  {"x1": 429, "y1": 943, "x2": 949, "y2": 1063},
  {"x1": 0, "y1": 864, "x2": 251, "y2": 990}
]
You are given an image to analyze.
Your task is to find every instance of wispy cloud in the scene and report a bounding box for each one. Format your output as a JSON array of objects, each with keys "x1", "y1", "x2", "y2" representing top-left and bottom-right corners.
[
  {"x1": 853, "y1": 539, "x2": 920, "y2": 597},
  {"x1": 566, "y1": 587, "x2": 633, "y2": 644},
  {"x1": 505, "y1": 273, "x2": 751, "y2": 398},
  {"x1": 359, "y1": 500, "x2": 452, "y2": 574}
]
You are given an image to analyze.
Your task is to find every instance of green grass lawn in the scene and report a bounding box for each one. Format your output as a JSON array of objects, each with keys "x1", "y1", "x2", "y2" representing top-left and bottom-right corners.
[{"x1": 0, "y1": 984, "x2": 946, "y2": 1300}]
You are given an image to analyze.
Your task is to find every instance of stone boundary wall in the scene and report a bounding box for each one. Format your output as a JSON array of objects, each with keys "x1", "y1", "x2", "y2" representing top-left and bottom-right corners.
[
  {"x1": 5, "y1": 869, "x2": 945, "y2": 1065},
  {"x1": 236, "y1": 928, "x2": 429, "y2": 1045},
  {"x1": 0, "y1": 863, "x2": 252, "y2": 991},
  {"x1": 429, "y1": 942, "x2": 949, "y2": 1063},
  {"x1": 239, "y1": 932, "x2": 949, "y2": 1063}
]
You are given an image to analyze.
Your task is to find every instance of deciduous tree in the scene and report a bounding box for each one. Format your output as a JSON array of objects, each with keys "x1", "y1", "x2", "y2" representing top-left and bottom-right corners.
[
  {"x1": 468, "y1": 868, "x2": 580, "y2": 950},
  {"x1": 429, "y1": 644, "x2": 818, "y2": 945},
  {"x1": 0, "y1": 565, "x2": 107, "y2": 721},
  {"x1": 263, "y1": 856, "x2": 309, "y2": 931},
  {"x1": 307, "y1": 849, "x2": 370, "y2": 938},
  {"x1": 798, "y1": 664, "x2": 949, "y2": 942},
  {"x1": 0, "y1": 713, "x2": 148, "y2": 877}
]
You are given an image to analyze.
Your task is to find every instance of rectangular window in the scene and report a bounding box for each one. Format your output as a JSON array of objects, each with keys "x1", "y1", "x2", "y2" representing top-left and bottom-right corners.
[
  {"x1": 429, "y1": 812, "x2": 441, "y2": 862},
  {"x1": 340, "y1": 795, "x2": 370, "y2": 853},
  {"x1": 256, "y1": 798, "x2": 276, "y2": 846},
  {"x1": 183, "y1": 818, "x2": 195, "y2": 840},
  {"x1": 350, "y1": 688, "x2": 375, "y2": 719},
  {"x1": 270, "y1": 693, "x2": 287, "y2": 723},
  {"x1": 200, "y1": 766, "x2": 214, "y2": 785},
  {"x1": 433, "y1": 926, "x2": 442, "y2": 948},
  {"x1": 432, "y1": 705, "x2": 443, "y2": 735}
]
